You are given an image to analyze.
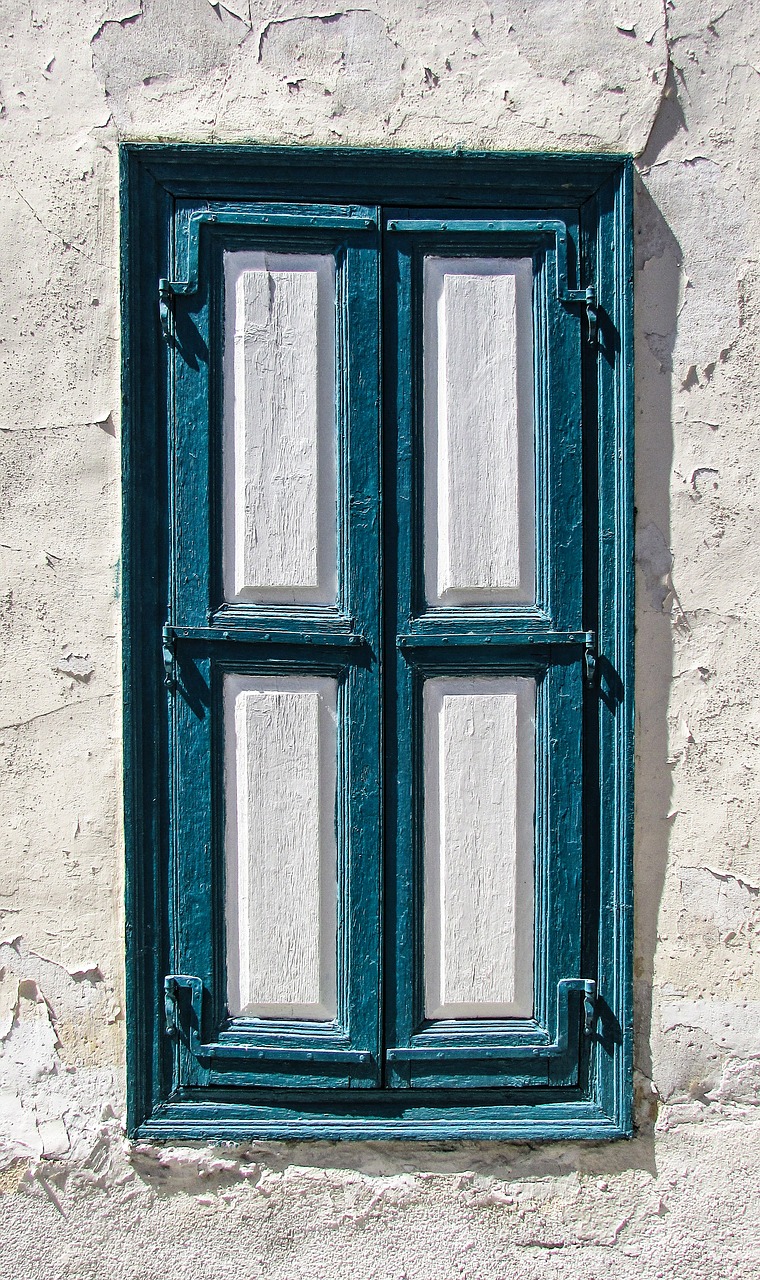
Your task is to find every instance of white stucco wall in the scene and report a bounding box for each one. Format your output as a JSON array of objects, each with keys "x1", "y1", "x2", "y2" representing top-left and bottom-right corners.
[{"x1": 1, "y1": 1, "x2": 759, "y2": 1275}]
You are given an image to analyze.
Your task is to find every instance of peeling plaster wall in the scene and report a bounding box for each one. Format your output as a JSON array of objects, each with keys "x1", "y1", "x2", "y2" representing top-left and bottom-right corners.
[{"x1": 1, "y1": 2, "x2": 760, "y2": 1275}]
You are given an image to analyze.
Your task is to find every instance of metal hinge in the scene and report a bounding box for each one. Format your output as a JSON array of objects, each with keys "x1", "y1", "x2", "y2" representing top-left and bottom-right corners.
[
  {"x1": 584, "y1": 285, "x2": 598, "y2": 345},
  {"x1": 578, "y1": 977, "x2": 597, "y2": 1034},
  {"x1": 161, "y1": 624, "x2": 175, "y2": 690},
  {"x1": 584, "y1": 630, "x2": 597, "y2": 687},
  {"x1": 158, "y1": 278, "x2": 174, "y2": 344},
  {"x1": 164, "y1": 974, "x2": 182, "y2": 1037}
]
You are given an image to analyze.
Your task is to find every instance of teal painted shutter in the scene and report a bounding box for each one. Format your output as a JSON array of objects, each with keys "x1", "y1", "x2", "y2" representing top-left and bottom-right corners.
[
  {"x1": 124, "y1": 150, "x2": 633, "y2": 1139},
  {"x1": 383, "y1": 214, "x2": 591, "y2": 1088},
  {"x1": 165, "y1": 205, "x2": 594, "y2": 1093},
  {"x1": 165, "y1": 203, "x2": 383, "y2": 1089}
]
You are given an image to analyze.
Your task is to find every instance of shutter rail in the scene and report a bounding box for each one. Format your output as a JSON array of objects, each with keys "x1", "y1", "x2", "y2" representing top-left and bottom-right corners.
[
  {"x1": 163, "y1": 976, "x2": 374, "y2": 1065},
  {"x1": 385, "y1": 979, "x2": 597, "y2": 1062}
]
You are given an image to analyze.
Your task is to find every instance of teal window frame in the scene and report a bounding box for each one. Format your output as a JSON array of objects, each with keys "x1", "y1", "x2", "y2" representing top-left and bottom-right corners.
[{"x1": 122, "y1": 145, "x2": 634, "y2": 1141}]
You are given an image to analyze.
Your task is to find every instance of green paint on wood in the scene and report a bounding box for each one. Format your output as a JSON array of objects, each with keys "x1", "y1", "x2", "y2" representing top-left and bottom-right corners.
[{"x1": 122, "y1": 145, "x2": 634, "y2": 1141}]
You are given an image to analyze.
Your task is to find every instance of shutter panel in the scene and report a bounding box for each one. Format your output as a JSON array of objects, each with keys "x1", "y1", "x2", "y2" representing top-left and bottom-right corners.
[
  {"x1": 384, "y1": 213, "x2": 590, "y2": 1088},
  {"x1": 165, "y1": 203, "x2": 382, "y2": 1089}
]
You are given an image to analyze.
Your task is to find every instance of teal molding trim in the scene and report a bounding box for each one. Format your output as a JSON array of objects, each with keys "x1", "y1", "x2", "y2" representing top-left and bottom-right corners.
[
  {"x1": 158, "y1": 203, "x2": 378, "y2": 339},
  {"x1": 385, "y1": 216, "x2": 593, "y2": 307},
  {"x1": 164, "y1": 976, "x2": 374, "y2": 1065},
  {"x1": 386, "y1": 980, "x2": 596, "y2": 1061},
  {"x1": 163, "y1": 206, "x2": 377, "y2": 294},
  {"x1": 136, "y1": 1095, "x2": 625, "y2": 1143},
  {"x1": 122, "y1": 144, "x2": 634, "y2": 1142}
]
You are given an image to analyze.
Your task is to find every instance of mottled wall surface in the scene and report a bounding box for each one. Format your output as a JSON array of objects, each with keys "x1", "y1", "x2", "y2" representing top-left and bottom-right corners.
[{"x1": 1, "y1": 2, "x2": 759, "y2": 1276}]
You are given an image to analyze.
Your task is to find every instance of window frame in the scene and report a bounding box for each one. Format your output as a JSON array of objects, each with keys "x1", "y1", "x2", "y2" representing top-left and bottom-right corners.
[{"x1": 122, "y1": 144, "x2": 634, "y2": 1141}]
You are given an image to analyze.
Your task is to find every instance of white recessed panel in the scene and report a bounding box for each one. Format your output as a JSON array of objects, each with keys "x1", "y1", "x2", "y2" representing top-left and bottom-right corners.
[
  {"x1": 223, "y1": 252, "x2": 337, "y2": 604},
  {"x1": 225, "y1": 674, "x2": 337, "y2": 1020},
  {"x1": 424, "y1": 676, "x2": 535, "y2": 1019},
  {"x1": 424, "y1": 257, "x2": 535, "y2": 605}
]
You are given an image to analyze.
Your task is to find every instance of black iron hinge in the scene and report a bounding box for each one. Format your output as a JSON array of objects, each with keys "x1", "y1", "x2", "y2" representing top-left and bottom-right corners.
[
  {"x1": 584, "y1": 630, "x2": 597, "y2": 687},
  {"x1": 161, "y1": 624, "x2": 175, "y2": 690}
]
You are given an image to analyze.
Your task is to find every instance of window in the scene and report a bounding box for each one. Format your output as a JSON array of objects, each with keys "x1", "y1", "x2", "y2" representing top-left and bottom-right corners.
[{"x1": 123, "y1": 146, "x2": 633, "y2": 1140}]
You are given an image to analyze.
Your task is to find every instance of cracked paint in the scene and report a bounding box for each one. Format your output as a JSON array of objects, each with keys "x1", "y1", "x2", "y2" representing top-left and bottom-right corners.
[{"x1": 0, "y1": 0, "x2": 760, "y2": 1275}]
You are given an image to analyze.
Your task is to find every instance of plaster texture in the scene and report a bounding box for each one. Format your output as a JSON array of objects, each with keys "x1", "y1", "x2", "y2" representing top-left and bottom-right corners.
[{"x1": 1, "y1": 1, "x2": 759, "y2": 1275}]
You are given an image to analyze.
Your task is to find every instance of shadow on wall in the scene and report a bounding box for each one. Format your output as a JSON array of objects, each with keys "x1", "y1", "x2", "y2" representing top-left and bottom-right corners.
[{"x1": 631, "y1": 172, "x2": 680, "y2": 1121}]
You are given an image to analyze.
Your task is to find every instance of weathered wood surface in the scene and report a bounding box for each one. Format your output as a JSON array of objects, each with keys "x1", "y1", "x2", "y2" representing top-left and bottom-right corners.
[
  {"x1": 223, "y1": 251, "x2": 336, "y2": 604},
  {"x1": 423, "y1": 676, "x2": 535, "y2": 1019},
  {"x1": 224, "y1": 674, "x2": 338, "y2": 1019},
  {"x1": 423, "y1": 256, "x2": 535, "y2": 605}
]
